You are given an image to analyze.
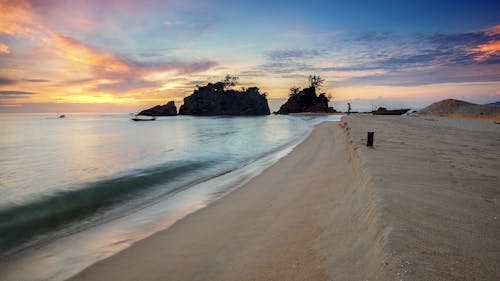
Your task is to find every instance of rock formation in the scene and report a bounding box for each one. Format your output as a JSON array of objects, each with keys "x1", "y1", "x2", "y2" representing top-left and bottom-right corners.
[
  {"x1": 179, "y1": 82, "x2": 270, "y2": 115},
  {"x1": 275, "y1": 86, "x2": 334, "y2": 114},
  {"x1": 139, "y1": 101, "x2": 177, "y2": 116}
]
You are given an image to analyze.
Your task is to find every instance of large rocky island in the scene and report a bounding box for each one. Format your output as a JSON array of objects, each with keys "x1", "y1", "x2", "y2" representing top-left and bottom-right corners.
[
  {"x1": 275, "y1": 76, "x2": 335, "y2": 114},
  {"x1": 179, "y1": 81, "x2": 270, "y2": 116}
]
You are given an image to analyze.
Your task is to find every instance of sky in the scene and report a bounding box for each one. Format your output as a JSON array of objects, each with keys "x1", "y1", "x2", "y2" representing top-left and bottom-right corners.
[{"x1": 0, "y1": 0, "x2": 499, "y2": 112}]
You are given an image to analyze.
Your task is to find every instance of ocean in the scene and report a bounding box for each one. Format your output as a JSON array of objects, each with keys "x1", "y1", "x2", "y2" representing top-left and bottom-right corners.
[{"x1": 0, "y1": 113, "x2": 340, "y2": 281}]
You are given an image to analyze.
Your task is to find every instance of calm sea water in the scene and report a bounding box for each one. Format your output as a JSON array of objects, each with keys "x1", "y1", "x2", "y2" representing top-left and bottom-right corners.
[{"x1": 0, "y1": 113, "x2": 340, "y2": 281}]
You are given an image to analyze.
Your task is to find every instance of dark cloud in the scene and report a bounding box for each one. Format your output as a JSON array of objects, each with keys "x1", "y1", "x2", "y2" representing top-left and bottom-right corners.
[
  {"x1": 23, "y1": 79, "x2": 51, "y2": 83},
  {"x1": 238, "y1": 70, "x2": 265, "y2": 77},
  {"x1": 264, "y1": 49, "x2": 321, "y2": 61},
  {"x1": 0, "y1": 91, "x2": 37, "y2": 98},
  {"x1": 174, "y1": 60, "x2": 218, "y2": 75},
  {"x1": 352, "y1": 31, "x2": 394, "y2": 42},
  {"x1": 0, "y1": 77, "x2": 16, "y2": 85}
]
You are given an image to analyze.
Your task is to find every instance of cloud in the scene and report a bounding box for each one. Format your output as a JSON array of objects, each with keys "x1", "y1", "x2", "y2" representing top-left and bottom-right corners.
[
  {"x1": 0, "y1": 0, "x2": 35, "y2": 35},
  {"x1": 0, "y1": 43, "x2": 9, "y2": 54},
  {"x1": 0, "y1": 0, "x2": 218, "y2": 94},
  {"x1": 258, "y1": 24, "x2": 500, "y2": 87},
  {"x1": 50, "y1": 33, "x2": 130, "y2": 73},
  {"x1": 467, "y1": 25, "x2": 500, "y2": 62},
  {"x1": 352, "y1": 31, "x2": 394, "y2": 42},
  {"x1": 0, "y1": 77, "x2": 16, "y2": 85},
  {"x1": 0, "y1": 90, "x2": 37, "y2": 98},
  {"x1": 265, "y1": 49, "x2": 321, "y2": 60},
  {"x1": 23, "y1": 78, "x2": 51, "y2": 82},
  {"x1": 93, "y1": 78, "x2": 160, "y2": 92}
]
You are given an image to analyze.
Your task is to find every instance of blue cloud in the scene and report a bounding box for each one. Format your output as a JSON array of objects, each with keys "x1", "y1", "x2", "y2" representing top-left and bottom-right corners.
[
  {"x1": 258, "y1": 25, "x2": 500, "y2": 86},
  {"x1": 264, "y1": 49, "x2": 322, "y2": 60},
  {"x1": 0, "y1": 91, "x2": 37, "y2": 98},
  {"x1": 0, "y1": 77, "x2": 16, "y2": 85}
]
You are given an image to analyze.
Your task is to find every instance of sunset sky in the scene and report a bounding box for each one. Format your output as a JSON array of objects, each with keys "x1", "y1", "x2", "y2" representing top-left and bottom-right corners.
[{"x1": 0, "y1": 0, "x2": 499, "y2": 112}]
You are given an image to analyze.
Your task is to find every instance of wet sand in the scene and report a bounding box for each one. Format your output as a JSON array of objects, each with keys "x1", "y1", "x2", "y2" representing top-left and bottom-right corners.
[{"x1": 69, "y1": 115, "x2": 500, "y2": 281}]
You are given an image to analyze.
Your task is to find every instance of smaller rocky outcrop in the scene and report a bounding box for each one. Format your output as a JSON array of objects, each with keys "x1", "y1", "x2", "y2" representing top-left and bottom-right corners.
[
  {"x1": 275, "y1": 86, "x2": 334, "y2": 114},
  {"x1": 139, "y1": 101, "x2": 177, "y2": 116}
]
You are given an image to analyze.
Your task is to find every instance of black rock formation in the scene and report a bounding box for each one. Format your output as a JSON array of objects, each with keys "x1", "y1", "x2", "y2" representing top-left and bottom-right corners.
[
  {"x1": 139, "y1": 101, "x2": 177, "y2": 116},
  {"x1": 179, "y1": 82, "x2": 270, "y2": 115},
  {"x1": 275, "y1": 86, "x2": 334, "y2": 114}
]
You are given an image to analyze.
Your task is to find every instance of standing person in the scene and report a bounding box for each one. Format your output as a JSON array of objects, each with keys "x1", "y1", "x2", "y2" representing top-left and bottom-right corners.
[{"x1": 347, "y1": 102, "x2": 351, "y2": 114}]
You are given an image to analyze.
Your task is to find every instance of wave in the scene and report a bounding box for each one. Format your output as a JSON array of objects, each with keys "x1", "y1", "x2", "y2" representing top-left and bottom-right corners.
[
  {"x1": 0, "y1": 160, "x2": 213, "y2": 252},
  {"x1": 0, "y1": 117, "x2": 318, "y2": 254}
]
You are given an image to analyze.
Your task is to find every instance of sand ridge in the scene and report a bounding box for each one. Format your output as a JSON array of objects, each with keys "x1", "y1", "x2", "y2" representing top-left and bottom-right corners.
[{"x1": 342, "y1": 115, "x2": 500, "y2": 280}]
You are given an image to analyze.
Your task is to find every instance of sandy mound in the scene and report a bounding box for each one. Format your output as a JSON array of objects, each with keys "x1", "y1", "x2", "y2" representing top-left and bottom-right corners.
[{"x1": 418, "y1": 99, "x2": 500, "y2": 120}]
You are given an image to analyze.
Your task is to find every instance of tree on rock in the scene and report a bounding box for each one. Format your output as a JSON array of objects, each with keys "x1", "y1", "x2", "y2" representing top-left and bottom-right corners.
[
  {"x1": 289, "y1": 86, "x2": 301, "y2": 97},
  {"x1": 308, "y1": 75, "x2": 324, "y2": 89},
  {"x1": 223, "y1": 74, "x2": 239, "y2": 90}
]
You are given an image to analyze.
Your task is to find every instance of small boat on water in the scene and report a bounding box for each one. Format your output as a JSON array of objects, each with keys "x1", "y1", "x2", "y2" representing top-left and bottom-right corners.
[
  {"x1": 58, "y1": 114, "x2": 65, "y2": 118},
  {"x1": 372, "y1": 107, "x2": 410, "y2": 115},
  {"x1": 130, "y1": 115, "x2": 156, "y2": 121}
]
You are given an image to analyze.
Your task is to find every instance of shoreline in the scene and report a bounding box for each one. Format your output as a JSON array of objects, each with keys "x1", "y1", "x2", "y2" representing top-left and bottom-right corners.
[
  {"x1": 68, "y1": 119, "x2": 392, "y2": 280},
  {"x1": 0, "y1": 117, "x2": 319, "y2": 281},
  {"x1": 67, "y1": 115, "x2": 499, "y2": 280}
]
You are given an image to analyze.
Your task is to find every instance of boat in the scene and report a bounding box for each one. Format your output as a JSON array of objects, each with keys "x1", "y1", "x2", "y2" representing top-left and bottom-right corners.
[
  {"x1": 130, "y1": 115, "x2": 156, "y2": 121},
  {"x1": 58, "y1": 114, "x2": 65, "y2": 118},
  {"x1": 372, "y1": 107, "x2": 410, "y2": 115}
]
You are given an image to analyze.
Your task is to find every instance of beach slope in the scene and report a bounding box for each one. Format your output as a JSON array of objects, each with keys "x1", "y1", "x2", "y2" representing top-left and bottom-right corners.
[{"x1": 341, "y1": 115, "x2": 500, "y2": 280}]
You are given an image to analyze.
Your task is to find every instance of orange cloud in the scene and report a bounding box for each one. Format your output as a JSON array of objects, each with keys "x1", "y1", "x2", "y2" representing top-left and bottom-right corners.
[
  {"x1": 0, "y1": 0, "x2": 36, "y2": 35},
  {"x1": 0, "y1": 43, "x2": 9, "y2": 54},
  {"x1": 0, "y1": 0, "x2": 128, "y2": 73},
  {"x1": 50, "y1": 33, "x2": 130, "y2": 73},
  {"x1": 469, "y1": 25, "x2": 500, "y2": 61},
  {"x1": 486, "y1": 24, "x2": 500, "y2": 36},
  {"x1": 0, "y1": 0, "x2": 216, "y2": 99},
  {"x1": 470, "y1": 40, "x2": 500, "y2": 61}
]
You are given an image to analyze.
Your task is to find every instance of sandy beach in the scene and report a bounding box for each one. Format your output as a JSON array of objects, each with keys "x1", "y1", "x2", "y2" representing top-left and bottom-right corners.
[{"x1": 68, "y1": 115, "x2": 500, "y2": 281}]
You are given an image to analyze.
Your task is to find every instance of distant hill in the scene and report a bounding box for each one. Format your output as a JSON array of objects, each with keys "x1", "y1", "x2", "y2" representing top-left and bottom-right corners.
[
  {"x1": 418, "y1": 99, "x2": 500, "y2": 119},
  {"x1": 488, "y1": 101, "x2": 500, "y2": 106}
]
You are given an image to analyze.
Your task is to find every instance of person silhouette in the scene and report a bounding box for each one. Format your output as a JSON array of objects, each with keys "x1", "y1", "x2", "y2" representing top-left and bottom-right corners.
[{"x1": 347, "y1": 102, "x2": 351, "y2": 114}]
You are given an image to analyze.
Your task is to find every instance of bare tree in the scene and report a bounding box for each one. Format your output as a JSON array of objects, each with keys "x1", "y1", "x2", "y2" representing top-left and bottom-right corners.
[
  {"x1": 308, "y1": 75, "x2": 324, "y2": 89},
  {"x1": 289, "y1": 86, "x2": 301, "y2": 97},
  {"x1": 223, "y1": 74, "x2": 239, "y2": 89}
]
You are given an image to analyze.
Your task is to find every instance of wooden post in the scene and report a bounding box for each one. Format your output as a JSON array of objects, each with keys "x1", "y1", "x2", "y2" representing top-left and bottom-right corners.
[{"x1": 367, "y1": 132, "x2": 374, "y2": 147}]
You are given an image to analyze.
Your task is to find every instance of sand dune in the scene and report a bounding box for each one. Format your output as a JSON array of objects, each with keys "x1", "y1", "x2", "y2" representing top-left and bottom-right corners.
[
  {"x1": 68, "y1": 115, "x2": 500, "y2": 281},
  {"x1": 418, "y1": 99, "x2": 500, "y2": 121}
]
